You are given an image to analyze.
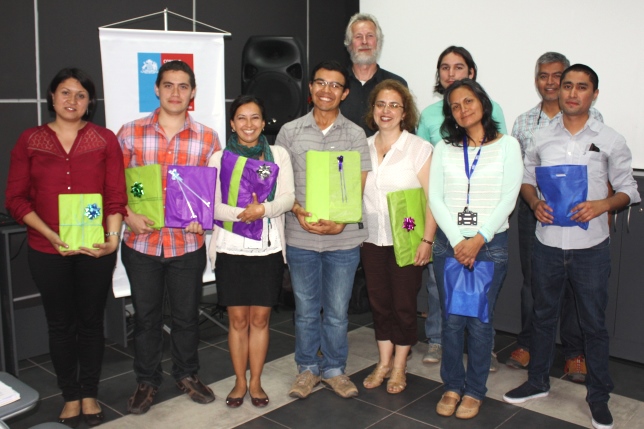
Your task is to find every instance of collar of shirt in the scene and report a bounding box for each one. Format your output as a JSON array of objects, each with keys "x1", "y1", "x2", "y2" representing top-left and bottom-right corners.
[
  {"x1": 554, "y1": 114, "x2": 601, "y2": 136},
  {"x1": 303, "y1": 110, "x2": 350, "y2": 132},
  {"x1": 142, "y1": 108, "x2": 199, "y2": 136}
]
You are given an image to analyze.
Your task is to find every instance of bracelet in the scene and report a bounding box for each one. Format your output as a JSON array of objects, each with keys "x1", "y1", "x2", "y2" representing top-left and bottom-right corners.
[
  {"x1": 421, "y1": 238, "x2": 433, "y2": 245},
  {"x1": 105, "y1": 231, "x2": 120, "y2": 238}
]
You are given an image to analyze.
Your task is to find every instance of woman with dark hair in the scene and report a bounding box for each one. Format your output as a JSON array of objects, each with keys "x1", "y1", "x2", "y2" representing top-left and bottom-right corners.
[
  {"x1": 6, "y1": 68, "x2": 127, "y2": 427},
  {"x1": 429, "y1": 79, "x2": 522, "y2": 419},
  {"x1": 208, "y1": 95, "x2": 294, "y2": 408},
  {"x1": 417, "y1": 45, "x2": 508, "y2": 370},
  {"x1": 361, "y1": 79, "x2": 436, "y2": 394},
  {"x1": 417, "y1": 46, "x2": 507, "y2": 146}
]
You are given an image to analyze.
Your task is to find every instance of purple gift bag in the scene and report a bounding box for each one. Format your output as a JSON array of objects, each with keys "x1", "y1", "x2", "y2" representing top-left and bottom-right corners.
[
  {"x1": 215, "y1": 151, "x2": 279, "y2": 240},
  {"x1": 164, "y1": 165, "x2": 217, "y2": 229}
]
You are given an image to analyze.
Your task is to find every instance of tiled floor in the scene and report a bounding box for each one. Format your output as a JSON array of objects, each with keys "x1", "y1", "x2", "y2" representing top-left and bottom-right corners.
[{"x1": 6, "y1": 305, "x2": 644, "y2": 429}]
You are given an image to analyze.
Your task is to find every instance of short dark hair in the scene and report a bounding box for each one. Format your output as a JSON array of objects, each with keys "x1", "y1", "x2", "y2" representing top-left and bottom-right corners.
[
  {"x1": 561, "y1": 64, "x2": 599, "y2": 91},
  {"x1": 309, "y1": 60, "x2": 349, "y2": 87},
  {"x1": 434, "y1": 46, "x2": 478, "y2": 95},
  {"x1": 47, "y1": 68, "x2": 97, "y2": 121},
  {"x1": 365, "y1": 79, "x2": 419, "y2": 132},
  {"x1": 229, "y1": 94, "x2": 266, "y2": 120},
  {"x1": 155, "y1": 60, "x2": 196, "y2": 88},
  {"x1": 440, "y1": 79, "x2": 499, "y2": 146}
]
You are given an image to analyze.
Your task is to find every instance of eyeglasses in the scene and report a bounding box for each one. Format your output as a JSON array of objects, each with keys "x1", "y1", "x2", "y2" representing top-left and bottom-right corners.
[
  {"x1": 311, "y1": 79, "x2": 345, "y2": 90},
  {"x1": 374, "y1": 101, "x2": 404, "y2": 110}
]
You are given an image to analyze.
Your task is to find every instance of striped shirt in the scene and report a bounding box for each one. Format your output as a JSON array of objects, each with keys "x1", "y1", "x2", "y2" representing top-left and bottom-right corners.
[
  {"x1": 429, "y1": 135, "x2": 523, "y2": 247},
  {"x1": 117, "y1": 109, "x2": 220, "y2": 257},
  {"x1": 275, "y1": 111, "x2": 371, "y2": 252},
  {"x1": 511, "y1": 103, "x2": 603, "y2": 158}
]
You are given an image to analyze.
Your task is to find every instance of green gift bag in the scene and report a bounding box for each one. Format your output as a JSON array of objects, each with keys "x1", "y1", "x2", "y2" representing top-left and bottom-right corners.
[
  {"x1": 387, "y1": 188, "x2": 428, "y2": 267},
  {"x1": 58, "y1": 194, "x2": 104, "y2": 251},
  {"x1": 305, "y1": 151, "x2": 362, "y2": 223},
  {"x1": 125, "y1": 164, "x2": 165, "y2": 229}
]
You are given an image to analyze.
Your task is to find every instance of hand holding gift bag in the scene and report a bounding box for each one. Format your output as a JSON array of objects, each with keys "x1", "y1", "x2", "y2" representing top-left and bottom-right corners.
[
  {"x1": 58, "y1": 193, "x2": 105, "y2": 251},
  {"x1": 215, "y1": 151, "x2": 279, "y2": 240},
  {"x1": 125, "y1": 164, "x2": 165, "y2": 229},
  {"x1": 305, "y1": 150, "x2": 362, "y2": 223},
  {"x1": 164, "y1": 165, "x2": 217, "y2": 229},
  {"x1": 536, "y1": 164, "x2": 589, "y2": 230},
  {"x1": 443, "y1": 257, "x2": 494, "y2": 323},
  {"x1": 386, "y1": 188, "x2": 429, "y2": 267}
]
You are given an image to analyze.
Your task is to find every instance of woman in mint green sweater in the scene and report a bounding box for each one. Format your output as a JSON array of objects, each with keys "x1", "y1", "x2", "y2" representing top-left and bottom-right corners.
[{"x1": 430, "y1": 79, "x2": 522, "y2": 420}]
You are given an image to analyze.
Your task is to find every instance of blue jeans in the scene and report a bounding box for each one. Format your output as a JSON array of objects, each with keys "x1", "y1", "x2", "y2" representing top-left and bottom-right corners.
[
  {"x1": 433, "y1": 229, "x2": 508, "y2": 400},
  {"x1": 424, "y1": 263, "x2": 442, "y2": 345},
  {"x1": 528, "y1": 238, "x2": 614, "y2": 403},
  {"x1": 286, "y1": 245, "x2": 360, "y2": 379},
  {"x1": 122, "y1": 244, "x2": 206, "y2": 387},
  {"x1": 517, "y1": 198, "x2": 583, "y2": 358}
]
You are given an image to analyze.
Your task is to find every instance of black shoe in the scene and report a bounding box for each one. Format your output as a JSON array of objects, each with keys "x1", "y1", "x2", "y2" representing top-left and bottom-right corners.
[
  {"x1": 503, "y1": 381, "x2": 549, "y2": 404},
  {"x1": 83, "y1": 410, "x2": 105, "y2": 426},
  {"x1": 176, "y1": 375, "x2": 215, "y2": 404},
  {"x1": 127, "y1": 383, "x2": 158, "y2": 415},
  {"x1": 590, "y1": 402, "x2": 613, "y2": 429},
  {"x1": 58, "y1": 414, "x2": 81, "y2": 428}
]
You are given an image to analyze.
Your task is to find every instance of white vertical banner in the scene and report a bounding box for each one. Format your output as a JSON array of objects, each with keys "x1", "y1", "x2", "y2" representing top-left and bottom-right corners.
[
  {"x1": 99, "y1": 28, "x2": 226, "y2": 139},
  {"x1": 99, "y1": 28, "x2": 222, "y2": 297}
]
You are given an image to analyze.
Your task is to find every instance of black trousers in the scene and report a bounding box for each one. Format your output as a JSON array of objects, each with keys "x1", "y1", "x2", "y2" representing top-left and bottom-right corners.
[{"x1": 28, "y1": 247, "x2": 116, "y2": 401}]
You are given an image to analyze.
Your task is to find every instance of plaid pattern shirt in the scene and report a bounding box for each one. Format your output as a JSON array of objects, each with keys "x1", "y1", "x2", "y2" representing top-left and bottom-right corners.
[
  {"x1": 118, "y1": 109, "x2": 220, "y2": 257},
  {"x1": 512, "y1": 103, "x2": 603, "y2": 159}
]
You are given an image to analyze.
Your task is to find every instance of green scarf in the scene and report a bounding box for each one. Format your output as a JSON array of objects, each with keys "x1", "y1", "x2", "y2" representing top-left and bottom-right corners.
[{"x1": 225, "y1": 133, "x2": 276, "y2": 202}]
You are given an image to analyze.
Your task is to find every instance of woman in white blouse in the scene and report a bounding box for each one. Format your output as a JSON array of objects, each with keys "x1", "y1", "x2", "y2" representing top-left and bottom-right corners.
[
  {"x1": 361, "y1": 80, "x2": 436, "y2": 394},
  {"x1": 208, "y1": 95, "x2": 295, "y2": 408}
]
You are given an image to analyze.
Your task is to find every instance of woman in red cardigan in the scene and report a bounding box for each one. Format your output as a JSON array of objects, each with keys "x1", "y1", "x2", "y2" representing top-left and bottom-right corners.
[{"x1": 6, "y1": 68, "x2": 127, "y2": 427}]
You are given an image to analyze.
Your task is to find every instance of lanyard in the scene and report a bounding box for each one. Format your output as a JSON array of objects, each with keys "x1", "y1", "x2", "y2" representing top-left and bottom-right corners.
[{"x1": 463, "y1": 136, "x2": 483, "y2": 207}]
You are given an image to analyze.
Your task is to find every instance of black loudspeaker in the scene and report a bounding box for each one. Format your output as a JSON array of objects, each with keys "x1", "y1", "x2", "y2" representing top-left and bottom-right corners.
[{"x1": 242, "y1": 36, "x2": 307, "y2": 134}]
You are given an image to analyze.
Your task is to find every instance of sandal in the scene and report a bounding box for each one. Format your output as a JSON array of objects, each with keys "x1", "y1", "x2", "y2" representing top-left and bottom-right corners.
[
  {"x1": 386, "y1": 367, "x2": 407, "y2": 394},
  {"x1": 363, "y1": 365, "x2": 392, "y2": 389}
]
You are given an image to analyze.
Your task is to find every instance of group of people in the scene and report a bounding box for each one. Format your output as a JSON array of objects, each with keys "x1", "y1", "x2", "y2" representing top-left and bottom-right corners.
[{"x1": 5, "y1": 11, "x2": 639, "y2": 429}]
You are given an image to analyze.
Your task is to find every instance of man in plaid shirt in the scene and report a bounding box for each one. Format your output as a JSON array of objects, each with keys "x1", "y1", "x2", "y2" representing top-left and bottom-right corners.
[{"x1": 117, "y1": 61, "x2": 220, "y2": 414}]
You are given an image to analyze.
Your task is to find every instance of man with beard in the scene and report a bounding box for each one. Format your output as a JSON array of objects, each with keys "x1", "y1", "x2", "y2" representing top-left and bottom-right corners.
[{"x1": 341, "y1": 13, "x2": 407, "y2": 136}]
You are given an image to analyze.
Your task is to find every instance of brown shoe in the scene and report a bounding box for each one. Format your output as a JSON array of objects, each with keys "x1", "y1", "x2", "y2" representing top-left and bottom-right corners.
[
  {"x1": 455, "y1": 395, "x2": 482, "y2": 419},
  {"x1": 564, "y1": 355, "x2": 587, "y2": 383},
  {"x1": 127, "y1": 383, "x2": 158, "y2": 415},
  {"x1": 176, "y1": 375, "x2": 215, "y2": 404},
  {"x1": 506, "y1": 347, "x2": 530, "y2": 369},
  {"x1": 436, "y1": 391, "x2": 461, "y2": 417}
]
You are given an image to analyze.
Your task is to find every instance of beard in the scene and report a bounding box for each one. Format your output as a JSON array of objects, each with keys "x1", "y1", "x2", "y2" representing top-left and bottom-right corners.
[{"x1": 349, "y1": 46, "x2": 380, "y2": 65}]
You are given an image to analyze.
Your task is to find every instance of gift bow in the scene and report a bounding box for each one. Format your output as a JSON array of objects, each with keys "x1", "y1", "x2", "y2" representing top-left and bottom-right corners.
[
  {"x1": 257, "y1": 164, "x2": 271, "y2": 180},
  {"x1": 85, "y1": 203, "x2": 101, "y2": 220},
  {"x1": 402, "y1": 217, "x2": 416, "y2": 231},
  {"x1": 131, "y1": 182, "x2": 144, "y2": 198}
]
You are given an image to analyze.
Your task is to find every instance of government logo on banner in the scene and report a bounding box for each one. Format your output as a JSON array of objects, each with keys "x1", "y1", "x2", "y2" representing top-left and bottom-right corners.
[{"x1": 138, "y1": 53, "x2": 194, "y2": 112}]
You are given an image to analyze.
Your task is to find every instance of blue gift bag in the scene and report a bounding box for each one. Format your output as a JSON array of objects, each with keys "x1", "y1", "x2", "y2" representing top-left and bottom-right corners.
[
  {"x1": 443, "y1": 257, "x2": 494, "y2": 323},
  {"x1": 536, "y1": 164, "x2": 589, "y2": 230}
]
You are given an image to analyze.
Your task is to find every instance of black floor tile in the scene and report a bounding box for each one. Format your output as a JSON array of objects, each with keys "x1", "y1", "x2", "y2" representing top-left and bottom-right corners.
[
  {"x1": 99, "y1": 346, "x2": 138, "y2": 380},
  {"x1": 352, "y1": 365, "x2": 442, "y2": 412},
  {"x1": 234, "y1": 416, "x2": 290, "y2": 428},
  {"x1": 162, "y1": 345, "x2": 235, "y2": 386},
  {"x1": 16, "y1": 365, "x2": 59, "y2": 399},
  {"x1": 497, "y1": 408, "x2": 586, "y2": 428},
  {"x1": 370, "y1": 413, "x2": 436, "y2": 428},
  {"x1": 270, "y1": 320, "x2": 295, "y2": 337},
  {"x1": 263, "y1": 387, "x2": 391, "y2": 429},
  {"x1": 398, "y1": 387, "x2": 519, "y2": 429}
]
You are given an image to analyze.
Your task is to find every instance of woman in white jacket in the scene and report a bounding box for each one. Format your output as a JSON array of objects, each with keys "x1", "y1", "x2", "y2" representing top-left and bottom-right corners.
[{"x1": 208, "y1": 95, "x2": 294, "y2": 409}]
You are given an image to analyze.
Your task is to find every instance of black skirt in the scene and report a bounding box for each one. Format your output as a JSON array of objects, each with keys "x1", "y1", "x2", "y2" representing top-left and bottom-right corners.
[{"x1": 215, "y1": 251, "x2": 284, "y2": 307}]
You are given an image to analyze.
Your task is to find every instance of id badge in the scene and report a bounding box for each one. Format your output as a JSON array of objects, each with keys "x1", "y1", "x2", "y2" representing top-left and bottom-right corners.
[{"x1": 457, "y1": 207, "x2": 478, "y2": 225}]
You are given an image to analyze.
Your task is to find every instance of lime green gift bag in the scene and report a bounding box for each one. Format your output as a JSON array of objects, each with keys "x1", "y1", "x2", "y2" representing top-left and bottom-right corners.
[
  {"x1": 305, "y1": 151, "x2": 362, "y2": 223},
  {"x1": 125, "y1": 164, "x2": 165, "y2": 229},
  {"x1": 387, "y1": 188, "x2": 428, "y2": 267},
  {"x1": 58, "y1": 194, "x2": 104, "y2": 251}
]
